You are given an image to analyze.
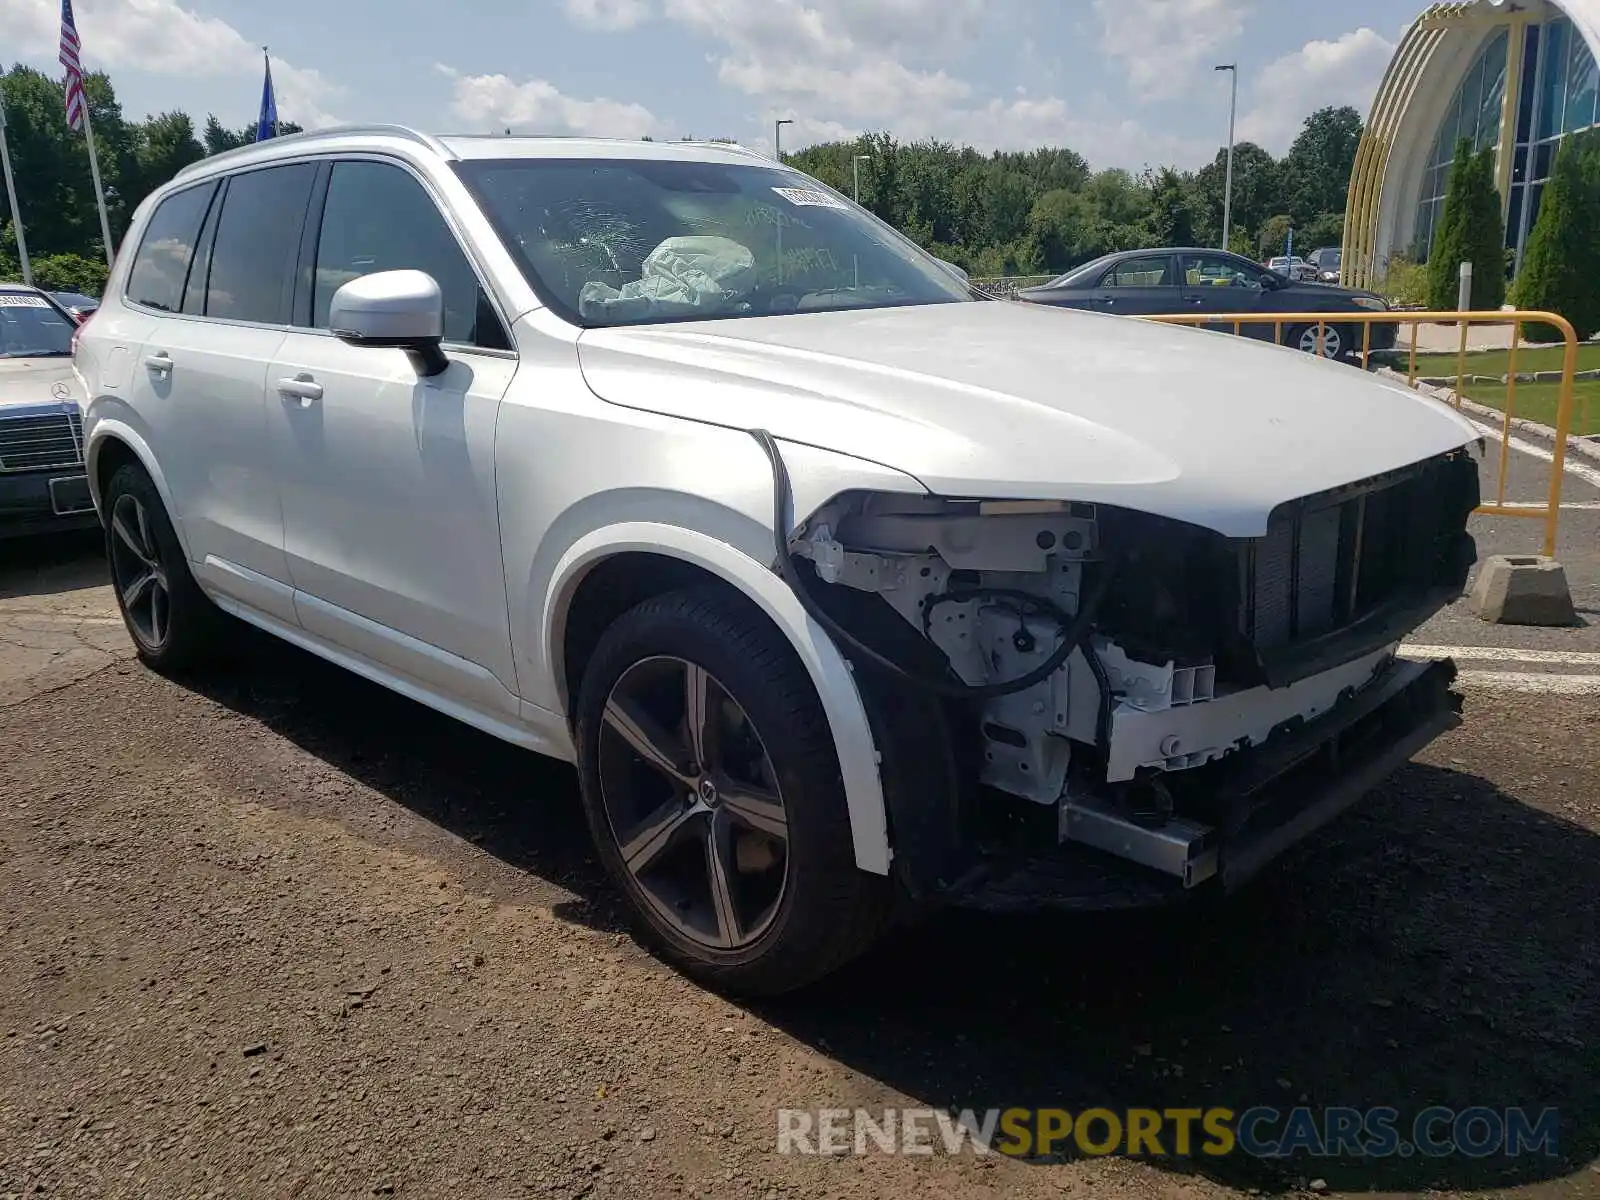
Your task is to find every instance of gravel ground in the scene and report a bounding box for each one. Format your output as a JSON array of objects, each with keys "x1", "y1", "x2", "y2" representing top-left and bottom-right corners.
[{"x1": 2, "y1": 537, "x2": 1598, "y2": 1200}]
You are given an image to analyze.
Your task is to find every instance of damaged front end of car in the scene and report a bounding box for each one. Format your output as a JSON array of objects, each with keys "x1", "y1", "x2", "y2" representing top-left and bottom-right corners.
[{"x1": 786, "y1": 447, "x2": 1481, "y2": 909}]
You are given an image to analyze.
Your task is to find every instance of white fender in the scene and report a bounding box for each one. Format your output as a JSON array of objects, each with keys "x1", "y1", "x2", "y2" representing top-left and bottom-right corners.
[
  {"x1": 83, "y1": 418, "x2": 195, "y2": 562},
  {"x1": 542, "y1": 522, "x2": 891, "y2": 876}
]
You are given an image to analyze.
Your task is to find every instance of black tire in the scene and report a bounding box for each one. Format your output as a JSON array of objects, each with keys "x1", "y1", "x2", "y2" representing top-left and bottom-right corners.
[
  {"x1": 1285, "y1": 321, "x2": 1351, "y2": 360},
  {"x1": 103, "y1": 461, "x2": 228, "y2": 674},
  {"x1": 574, "y1": 585, "x2": 895, "y2": 997}
]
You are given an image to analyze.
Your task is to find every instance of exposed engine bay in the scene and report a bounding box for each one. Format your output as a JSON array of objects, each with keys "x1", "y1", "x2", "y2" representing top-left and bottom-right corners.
[{"x1": 776, "y1": 446, "x2": 1480, "y2": 893}]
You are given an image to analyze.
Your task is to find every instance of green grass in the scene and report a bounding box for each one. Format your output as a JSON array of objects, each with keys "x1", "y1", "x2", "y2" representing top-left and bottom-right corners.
[
  {"x1": 1410, "y1": 342, "x2": 1600, "y2": 377},
  {"x1": 1405, "y1": 344, "x2": 1600, "y2": 435}
]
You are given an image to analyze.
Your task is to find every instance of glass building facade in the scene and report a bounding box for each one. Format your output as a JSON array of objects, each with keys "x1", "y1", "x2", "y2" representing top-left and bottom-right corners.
[{"x1": 1413, "y1": 13, "x2": 1600, "y2": 268}]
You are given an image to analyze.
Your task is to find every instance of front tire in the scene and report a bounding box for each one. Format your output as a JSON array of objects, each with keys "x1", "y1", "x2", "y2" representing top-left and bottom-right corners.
[
  {"x1": 1287, "y1": 321, "x2": 1348, "y2": 359},
  {"x1": 103, "y1": 462, "x2": 227, "y2": 673},
  {"x1": 574, "y1": 586, "x2": 895, "y2": 996}
]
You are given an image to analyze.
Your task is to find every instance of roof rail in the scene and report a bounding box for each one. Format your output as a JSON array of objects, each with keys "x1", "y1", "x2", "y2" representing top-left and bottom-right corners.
[
  {"x1": 174, "y1": 124, "x2": 453, "y2": 179},
  {"x1": 676, "y1": 139, "x2": 765, "y2": 158}
]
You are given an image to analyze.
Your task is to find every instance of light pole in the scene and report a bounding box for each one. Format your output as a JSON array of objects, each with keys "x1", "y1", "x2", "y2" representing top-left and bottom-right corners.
[
  {"x1": 1215, "y1": 64, "x2": 1237, "y2": 253},
  {"x1": 0, "y1": 88, "x2": 32, "y2": 287},
  {"x1": 773, "y1": 119, "x2": 796, "y2": 284},
  {"x1": 853, "y1": 153, "x2": 871, "y2": 203}
]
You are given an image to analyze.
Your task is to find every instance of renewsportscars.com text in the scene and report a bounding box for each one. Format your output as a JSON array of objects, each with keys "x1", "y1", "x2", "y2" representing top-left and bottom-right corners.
[{"x1": 776, "y1": 1106, "x2": 1561, "y2": 1160}]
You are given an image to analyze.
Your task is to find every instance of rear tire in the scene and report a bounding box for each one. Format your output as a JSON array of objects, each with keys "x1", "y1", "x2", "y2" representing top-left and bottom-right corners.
[
  {"x1": 103, "y1": 461, "x2": 228, "y2": 674},
  {"x1": 574, "y1": 585, "x2": 895, "y2": 997}
]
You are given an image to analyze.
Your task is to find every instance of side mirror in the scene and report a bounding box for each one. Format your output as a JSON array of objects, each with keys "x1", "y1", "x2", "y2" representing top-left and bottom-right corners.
[
  {"x1": 329, "y1": 269, "x2": 450, "y2": 377},
  {"x1": 936, "y1": 258, "x2": 969, "y2": 284}
]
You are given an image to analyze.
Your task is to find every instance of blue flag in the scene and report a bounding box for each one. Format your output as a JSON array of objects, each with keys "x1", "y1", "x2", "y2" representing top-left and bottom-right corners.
[{"x1": 255, "y1": 49, "x2": 277, "y2": 142}]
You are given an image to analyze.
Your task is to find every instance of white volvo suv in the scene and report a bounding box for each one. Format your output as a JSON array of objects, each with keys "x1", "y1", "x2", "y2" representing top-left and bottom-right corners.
[{"x1": 74, "y1": 126, "x2": 1484, "y2": 995}]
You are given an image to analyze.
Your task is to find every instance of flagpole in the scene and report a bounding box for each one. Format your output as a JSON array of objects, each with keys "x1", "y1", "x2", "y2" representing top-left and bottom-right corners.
[
  {"x1": 78, "y1": 90, "x2": 114, "y2": 268},
  {"x1": 0, "y1": 88, "x2": 34, "y2": 286}
]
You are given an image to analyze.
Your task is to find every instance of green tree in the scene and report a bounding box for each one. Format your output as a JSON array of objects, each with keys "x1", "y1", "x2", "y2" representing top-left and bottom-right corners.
[
  {"x1": 1512, "y1": 133, "x2": 1600, "y2": 341},
  {"x1": 1427, "y1": 140, "x2": 1505, "y2": 310},
  {"x1": 201, "y1": 113, "x2": 303, "y2": 155},
  {"x1": 1026, "y1": 188, "x2": 1113, "y2": 272},
  {"x1": 30, "y1": 253, "x2": 108, "y2": 294},
  {"x1": 1301, "y1": 211, "x2": 1345, "y2": 251},
  {"x1": 1192, "y1": 142, "x2": 1283, "y2": 248},
  {"x1": 0, "y1": 63, "x2": 309, "y2": 276},
  {"x1": 1, "y1": 66, "x2": 124, "y2": 260},
  {"x1": 1257, "y1": 214, "x2": 1294, "y2": 258},
  {"x1": 1148, "y1": 167, "x2": 1195, "y2": 246},
  {"x1": 1083, "y1": 168, "x2": 1150, "y2": 231},
  {"x1": 1282, "y1": 106, "x2": 1363, "y2": 221}
]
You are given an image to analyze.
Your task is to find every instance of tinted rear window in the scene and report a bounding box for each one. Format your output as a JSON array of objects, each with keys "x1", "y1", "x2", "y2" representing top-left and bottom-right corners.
[
  {"x1": 125, "y1": 182, "x2": 217, "y2": 313},
  {"x1": 206, "y1": 164, "x2": 318, "y2": 325}
]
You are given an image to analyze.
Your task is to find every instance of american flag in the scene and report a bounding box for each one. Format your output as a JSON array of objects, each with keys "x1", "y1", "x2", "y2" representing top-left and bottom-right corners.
[{"x1": 59, "y1": 0, "x2": 85, "y2": 132}]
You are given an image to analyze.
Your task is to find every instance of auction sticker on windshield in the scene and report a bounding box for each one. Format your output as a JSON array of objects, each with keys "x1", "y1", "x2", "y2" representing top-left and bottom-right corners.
[
  {"x1": 772, "y1": 186, "x2": 850, "y2": 210},
  {"x1": 0, "y1": 295, "x2": 50, "y2": 307}
]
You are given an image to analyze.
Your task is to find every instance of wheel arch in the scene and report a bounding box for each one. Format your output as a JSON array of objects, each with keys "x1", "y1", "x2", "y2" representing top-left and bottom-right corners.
[
  {"x1": 85, "y1": 419, "x2": 195, "y2": 561},
  {"x1": 542, "y1": 523, "x2": 891, "y2": 876}
]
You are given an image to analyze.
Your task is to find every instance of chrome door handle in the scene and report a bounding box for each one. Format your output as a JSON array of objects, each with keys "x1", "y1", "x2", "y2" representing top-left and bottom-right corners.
[
  {"x1": 276, "y1": 376, "x2": 323, "y2": 406},
  {"x1": 144, "y1": 352, "x2": 172, "y2": 372}
]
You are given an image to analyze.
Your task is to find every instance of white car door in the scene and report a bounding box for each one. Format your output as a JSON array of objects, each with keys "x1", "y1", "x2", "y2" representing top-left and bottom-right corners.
[
  {"x1": 267, "y1": 158, "x2": 520, "y2": 716},
  {"x1": 118, "y1": 166, "x2": 320, "y2": 626}
]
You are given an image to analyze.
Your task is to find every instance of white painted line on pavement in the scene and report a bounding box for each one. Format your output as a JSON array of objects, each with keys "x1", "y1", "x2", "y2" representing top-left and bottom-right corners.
[
  {"x1": 1496, "y1": 500, "x2": 1600, "y2": 511},
  {"x1": 1470, "y1": 419, "x2": 1600, "y2": 489},
  {"x1": 1403, "y1": 644, "x2": 1600, "y2": 666},
  {"x1": 1455, "y1": 670, "x2": 1600, "y2": 695}
]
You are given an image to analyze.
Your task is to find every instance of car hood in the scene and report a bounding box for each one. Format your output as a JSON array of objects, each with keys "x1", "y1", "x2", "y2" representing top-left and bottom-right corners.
[
  {"x1": 574, "y1": 301, "x2": 1480, "y2": 537},
  {"x1": 1280, "y1": 279, "x2": 1378, "y2": 300},
  {"x1": 0, "y1": 358, "x2": 83, "y2": 410}
]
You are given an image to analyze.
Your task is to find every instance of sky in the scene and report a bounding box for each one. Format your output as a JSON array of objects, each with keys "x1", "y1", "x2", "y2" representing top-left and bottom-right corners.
[{"x1": 1, "y1": 0, "x2": 1413, "y2": 171}]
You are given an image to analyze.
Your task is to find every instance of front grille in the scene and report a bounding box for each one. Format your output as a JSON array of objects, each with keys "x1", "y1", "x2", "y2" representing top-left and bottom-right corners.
[
  {"x1": 1236, "y1": 451, "x2": 1479, "y2": 679},
  {"x1": 1245, "y1": 502, "x2": 1346, "y2": 650},
  {"x1": 0, "y1": 409, "x2": 84, "y2": 473}
]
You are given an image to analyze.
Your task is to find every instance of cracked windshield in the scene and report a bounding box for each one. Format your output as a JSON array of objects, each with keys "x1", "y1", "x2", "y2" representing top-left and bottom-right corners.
[{"x1": 458, "y1": 158, "x2": 973, "y2": 326}]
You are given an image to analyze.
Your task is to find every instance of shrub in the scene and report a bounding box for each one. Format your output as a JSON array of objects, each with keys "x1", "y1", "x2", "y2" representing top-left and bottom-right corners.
[
  {"x1": 27, "y1": 253, "x2": 109, "y2": 297},
  {"x1": 1380, "y1": 255, "x2": 1429, "y2": 307},
  {"x1": 1427, "y1": 139, "x2": 1505, "y2": 311},
  {"x1": 1512, "y1": 134, "x2": 1600, "y2": 342}
]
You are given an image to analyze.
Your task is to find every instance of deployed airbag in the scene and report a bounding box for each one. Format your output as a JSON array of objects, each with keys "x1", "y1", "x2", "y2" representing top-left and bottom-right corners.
[{"x1": 578, "y1": 235, "x2": 756, "y2": 320}]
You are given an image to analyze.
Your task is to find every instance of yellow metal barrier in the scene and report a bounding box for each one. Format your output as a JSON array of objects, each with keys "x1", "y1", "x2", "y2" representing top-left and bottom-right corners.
[{"x1": 1138, "y1": 309, "x2": 1579, "y2": 557}]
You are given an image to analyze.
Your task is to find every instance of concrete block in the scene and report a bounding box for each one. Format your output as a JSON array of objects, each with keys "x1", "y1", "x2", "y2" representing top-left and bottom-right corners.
[{"x1": 1469, "y1": 555, "x2": 1578, "y2": 626}]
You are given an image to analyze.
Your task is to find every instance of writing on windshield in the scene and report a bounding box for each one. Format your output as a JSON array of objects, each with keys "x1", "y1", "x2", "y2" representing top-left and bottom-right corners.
[{"x1": 0, "y1": 294, "x2": 74, "y2": 358}]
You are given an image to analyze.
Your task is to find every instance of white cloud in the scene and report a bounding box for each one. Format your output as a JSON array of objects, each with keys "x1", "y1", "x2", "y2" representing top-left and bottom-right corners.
[
  {"x1": 717, "y1": 57, "x2": 971, "y2": 118},
  {"x1": 630, "y1": 0, "x2": 1210, "y2": 163},
  {"x1": 562, "y1": 0, "x2": 651, "y2": 31},
  {"x1": 541, "y1": 0, "x2": 1374, "y2": 168},
  {"x1": 0, "y1": 0, "x2": 342, "y2": 127},
  {"x1": 1092, "y1": 0, "x2": 1254, "y2": 101},
  {"x1": 439, "y1": 66, "x2": 659, "y2": 138},
  {"x1": 650, "y1": 0, "x2": 985, "y2": 126},
  {"x1": 1238, "y1": 27, "x2": 1395, "y2": 152},
  {"x1": 892, "y1": 95, "x2": 1208, "y2": 169}
]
